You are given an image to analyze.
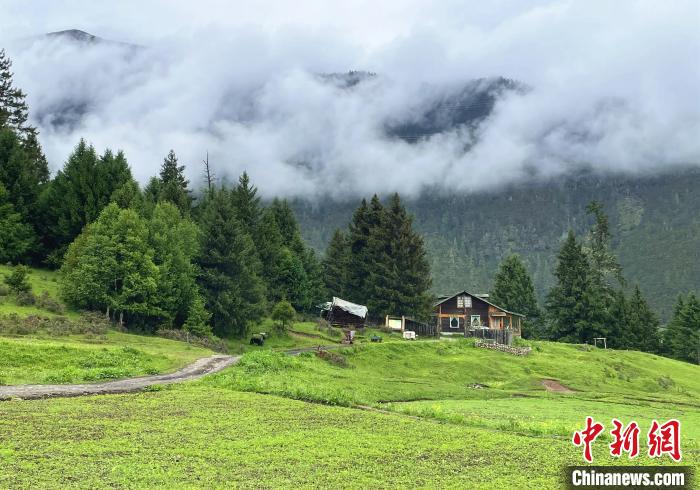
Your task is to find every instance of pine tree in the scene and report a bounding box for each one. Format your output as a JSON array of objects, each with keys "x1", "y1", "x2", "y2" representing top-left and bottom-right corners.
[
  {"x1": 43, "y1": 141, "x2": 135, "y2": 263},
  {"x1": 0, "y1": 49, "x2": 36, "y2": 140},
  {"x1": 663, "y1": 293, "x2": 700, "y2": 364},
  {"x1": 490, "y1": 254, "x2": 542, "y2": 338},
  {"x1": 196, "y1": 188, "x2": 265, "y2": 337},
  {"x1": 0, "y1": 183, "x2": 34, "y2": 262},
  {"x1": 345, "y1": 198, "x2": 371, "y2": 303},
  {"x1": 231, "y1": 171, "x2": 260, "y2": 232},
  {"x1": 146, "y1": 150, "x2": 192, "y2": 215},
  {"x1": 256, "y1": 207, "x2": 285, "y2": 292},
  {"x1": 322, "y1": 229, "x2": 351, "y2": 298},
  {"x1": 546, "y1": 231, "x2": 610, "y2": 343},
  {"x1": 626, "y1": 285, "x2": 661, "y2": 353}
]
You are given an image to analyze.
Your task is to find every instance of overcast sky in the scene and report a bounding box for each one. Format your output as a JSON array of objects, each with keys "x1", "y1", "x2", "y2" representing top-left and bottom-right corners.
[{"x1": 1, "y1": 1, "x2": 698, "y2": 197}]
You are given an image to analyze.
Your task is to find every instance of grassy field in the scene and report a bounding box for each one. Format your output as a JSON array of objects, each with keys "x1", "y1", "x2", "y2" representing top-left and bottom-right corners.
[
  {"x1": 0, "y1": 385, "x2": 672, "y2": 489},
  {"x1": 0, "y1": 331, "x2": 213, "y2": 385}
]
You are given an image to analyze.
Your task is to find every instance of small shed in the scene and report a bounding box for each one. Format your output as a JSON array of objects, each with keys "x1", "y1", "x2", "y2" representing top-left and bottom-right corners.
[{"x1": 320, "y1": 297, "x2": 368, "y2": 328}]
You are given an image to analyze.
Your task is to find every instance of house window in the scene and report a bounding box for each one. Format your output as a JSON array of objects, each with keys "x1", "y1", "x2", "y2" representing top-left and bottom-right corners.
[
  {"x1": 470, "y1": 315, "x2": 481, "y2": 327},
  {"x1": 449, "y1": 317, "x2": 460, "y2": 329},
  {"x1": 457, "y1": 295, "x2": 472, "y2": 308}
]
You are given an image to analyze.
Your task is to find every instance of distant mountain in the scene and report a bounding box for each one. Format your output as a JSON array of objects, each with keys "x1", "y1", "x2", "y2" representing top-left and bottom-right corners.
[
  {"x1": 43, "y1": 29, "x2": 142, "y2": 49},
  {"x1": 384, "y1": 77, "x2": 526, "y2": 143},
  {"x1": 292, "y1": 167, "x2": 700, "y2": 321}
]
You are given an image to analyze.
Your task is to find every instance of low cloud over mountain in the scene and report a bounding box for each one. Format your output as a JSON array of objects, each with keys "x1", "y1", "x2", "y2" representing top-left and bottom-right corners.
[{"x1": 1, "y1": 1, "x2": 698, "y2": 198}]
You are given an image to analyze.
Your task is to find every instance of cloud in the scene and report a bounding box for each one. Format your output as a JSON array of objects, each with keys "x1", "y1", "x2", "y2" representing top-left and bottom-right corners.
[{"x1": 0, "y1": 0, "x2": 698, "y2": 198}]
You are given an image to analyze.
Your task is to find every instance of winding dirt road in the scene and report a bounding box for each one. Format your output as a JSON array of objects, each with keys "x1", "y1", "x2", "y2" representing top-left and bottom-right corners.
[
  {"x1": 0, "y1": 354, "x2": 240, "y2": 400},
  {"x1": 0, "y1": 345, "x2": 340, "y2": 401}
]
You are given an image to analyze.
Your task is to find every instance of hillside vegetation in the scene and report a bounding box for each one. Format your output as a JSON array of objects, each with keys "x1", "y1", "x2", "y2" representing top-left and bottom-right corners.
[{"x1": 293, "y1": 168, "x2": 700, "y2": 319}]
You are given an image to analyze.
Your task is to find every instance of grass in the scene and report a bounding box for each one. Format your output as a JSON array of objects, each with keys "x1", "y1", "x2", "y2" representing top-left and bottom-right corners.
[
  {"x1": 0, "y1": 264, "x2": 79, "y2": 318},
  {"x1": 0, "y1": 385, "x2": 674, "y2": 489},
  {"x1": 0, "y1": 331, "x2": 212, "y2": 385},
  {"x1": 206, "y1": 338, "x2": 700, "y2": 406}
]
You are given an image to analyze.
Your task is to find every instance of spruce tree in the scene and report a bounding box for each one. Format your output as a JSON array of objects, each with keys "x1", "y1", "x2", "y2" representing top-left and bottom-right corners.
[
  {"x1": 196, "y1": 188, "x2": 265, "y2": 337},
  {"x1": 43, "y1": 141, "x2": 135, "y2": 263},
  {"x1": 146, "y1": 150, "x2": 192, "y2": 214},
  {"x1": 626, "y1": 285, "x2": 661, "y2": 353},
  {"x1": 546, "y1": 231, "x2": 609, "y2": 343},
  {"x1": 345, "y1": 198, "x2": 371, "y2": 303},
  {"x1": 322, "y1": 229, "x2": 351, "y2": 299},
  {"x1": 490, "y1": 254, "x2": 542, "y2": 338},
  {"x1": 663, "y1": 293, "x2": 700, "y2": 364},
  {"x1": 0, "y1": 183, "x2": 34, "y2": 262},
  {"x1": 231, "y1": 171, "x2": 260, "y2": 232},
  {"x1": 0, "y1": 49, "x2": 35, "y2": 140}
]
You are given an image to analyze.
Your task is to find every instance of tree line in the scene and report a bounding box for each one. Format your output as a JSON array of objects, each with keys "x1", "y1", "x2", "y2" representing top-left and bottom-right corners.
[{"x1": 489, "y1": 201, "x2": 699, "y2": 363}]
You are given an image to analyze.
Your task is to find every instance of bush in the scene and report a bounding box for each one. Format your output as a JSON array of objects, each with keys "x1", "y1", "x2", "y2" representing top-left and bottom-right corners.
[
  {"x1": 15, "y1": 291, "x2": 36, "y2": 306},
  {"x1": 157, "y1": 328, "x2": 228, "y2": 353},
  {"x1": 0, "y1": 284, "x2": 10, "y2": 296},
  {"x1": 4, "y1": 265, "x2": 31, "y2": 294},
  {"x1": 0, "y1": 312, "x2": 109, "y2": 336},
  {"x1": 315, "y1": 349, "x2": 348, "y2": 367},
  {"x1": 36, "y1": 291, "x2": 65, "y2": 314},
  {"x1": 271, "y1": 300, "x2": 296, "y2": 330}
]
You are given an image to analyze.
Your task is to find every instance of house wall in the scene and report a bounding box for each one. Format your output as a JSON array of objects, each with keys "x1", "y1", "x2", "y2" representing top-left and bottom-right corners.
[{"x1": 434, "y1": 294, "x2": 490, "y2": 333}]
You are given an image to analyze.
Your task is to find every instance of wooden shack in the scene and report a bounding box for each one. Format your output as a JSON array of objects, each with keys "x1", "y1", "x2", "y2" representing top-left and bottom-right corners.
[
  {"x1": 320, "y1": 297, "x2": 368, "y2": 328},
  {"x1": 432, "y1": 291, "x2": 524, "y2": 337}
]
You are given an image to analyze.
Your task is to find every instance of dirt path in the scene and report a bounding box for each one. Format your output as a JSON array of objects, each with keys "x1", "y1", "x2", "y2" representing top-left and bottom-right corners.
[
  {"x1": 0, "y1": 344, "x2": 344, "y2": 401},
  {"x1": 542, "y1": 379, "x2": 575, "y2": 393},
  {"x1": 0, "y1": 354, "x2": 240, "y2": 401}
]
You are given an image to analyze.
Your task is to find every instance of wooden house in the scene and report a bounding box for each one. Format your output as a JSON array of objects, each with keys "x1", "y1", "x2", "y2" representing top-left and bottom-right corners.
[{"x1": 432, "y1": 291, "x2": 524, "y2": 337}]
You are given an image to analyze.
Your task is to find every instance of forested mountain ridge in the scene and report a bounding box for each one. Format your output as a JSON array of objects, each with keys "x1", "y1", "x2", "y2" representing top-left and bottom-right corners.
[{"x1": 293, "y1": 167, "x2": 700, "y2": 320}]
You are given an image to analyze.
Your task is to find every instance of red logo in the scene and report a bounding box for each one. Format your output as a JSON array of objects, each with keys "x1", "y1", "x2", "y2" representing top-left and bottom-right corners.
[
  {"x1": 648, "y1": 419, "x2": 682, "y2": 462},
  {"x1": 573, "y1": 418, "x2": 682, "y2": 463},
  {"x1": 609, "y1": 419, "x2": 640, "y2": 458},
  {"x1": 572, "y1": 416, "x2": 605, "y2": 463}
]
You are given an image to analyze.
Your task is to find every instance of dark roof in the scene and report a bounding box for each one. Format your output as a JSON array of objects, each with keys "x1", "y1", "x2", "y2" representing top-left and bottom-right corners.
[{"x1": 433, "y1": 290, "x2": 526, "y2": 317}]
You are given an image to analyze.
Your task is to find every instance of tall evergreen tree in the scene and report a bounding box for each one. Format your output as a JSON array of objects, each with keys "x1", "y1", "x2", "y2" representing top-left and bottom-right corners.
[
  {"x1": 43, "y1": 140, "x2": 135, "y2": 263},
  {"x1": 490, "y1": 254, "x2": 542, "y2": 338},
  {"x1": 0, "y1": 183, "x2": 34, "y2": 262},
  {"x1": 626, "y1": 285, "x2": 661, "y2": 353},
  {"x1": 663, "y1": 293, "x2": 700, "y2": 364},
  {"x1": 546, "y1": 231, "x2": 610, "y2": 343},
  {"x1": 0, "y1": 49, "x2": 35, "y2": 140},
  {"x1": 145, "y1": 150, "x2": 192, "y2": 214},
  {"x1": 196, "y1": 188, "x2": 265, "y2": 337},
  {"x1": 231, "y1": 171, "x2": 260, "y2": 232},
  {"x1": 322, "y1": 229, "x2": 351, "y2": 299},
  {"x1": 345, "y1": 198, "x2": 371, "y2": 303}
]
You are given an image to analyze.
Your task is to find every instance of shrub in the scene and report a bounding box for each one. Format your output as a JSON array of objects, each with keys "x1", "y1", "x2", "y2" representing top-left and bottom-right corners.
[
  {"x1": 156, "y1": 328, "x2": 228, "y2": 353},
  {"x1": 315, "y1": 349, "x2": 348, "y2": 367},
  {"x1": 0, "y1": 284, "x2": 10, "y2": 296},
  {"x1": 36, "y1": 291, "x2": 65, "y2": 314},
  {"x1": 15, "y1": 291, "x2": 36, "y2": 306},
  {"x1": 271, "y1": 300, "x2": 296, "y2": 330},
  {"x1": 4, "y1": 265, "x2": 31, "y2": 294}
]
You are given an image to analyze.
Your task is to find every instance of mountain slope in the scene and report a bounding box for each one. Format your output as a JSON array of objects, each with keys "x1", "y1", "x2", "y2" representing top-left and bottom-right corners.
[{"x1": 293, "y1": 168, "x2": 700, "y2": 320}]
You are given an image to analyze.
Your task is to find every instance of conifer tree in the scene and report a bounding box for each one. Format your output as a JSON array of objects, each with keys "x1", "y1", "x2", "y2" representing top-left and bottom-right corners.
[
  {"x1": 626, "y1": 285, "x2": 661, "y2": 353},
  {"x1": 0, "y1": 49, "x2": 35, "y2": 140},
  {"x1": 196, "y1": 188, "x2": 265, "y2": 337},
  {"x1": 490, "y1": 254, "x2": 542, "y2": 338},
  {"x1": 0, "y1": 183, "x2": 34, "y2": 262},
  {"x1": 322, "y1": 229, "x2": 351, "y2": 298},
  {"x1": 231, "y1": 171, "x2": 260, "y2": 232},
  {"x1": 663, "y1": 293, "x2": 700, "y2": 364},
  {"x1": 546, "y1": 231, "x2": 610, "y2": 343},
  {"x1": 345, "y1": 198, "x2": 371, "y2": 303},
  {"x1": 145, "y1": 150, "x2": 192, "y2": 215},
  {"x1": 43, "y1": 141, "x2": 135, "y2": 263}
]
